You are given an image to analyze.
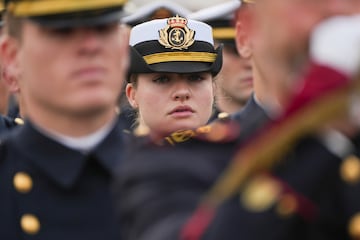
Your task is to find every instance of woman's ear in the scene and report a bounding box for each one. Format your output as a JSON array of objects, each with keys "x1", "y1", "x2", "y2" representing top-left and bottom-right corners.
[{"x1": 125, "y1": 83, "x2": 138, "y2": 109}]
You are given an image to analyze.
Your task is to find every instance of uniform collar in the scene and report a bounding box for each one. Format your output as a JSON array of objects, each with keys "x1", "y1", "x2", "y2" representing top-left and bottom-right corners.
[
  {"x1": 11, "y1": 120, "x2": 124, "y2": 188},
  {"x1": 233, "y1": 95, "x2": 269, "y2": 121},
  {"x1": 32, "y1": 118, "x2": 117, "y2": 153},
  {"x1": 253, "y1": 94, "x2": 283, "y2": 120}
]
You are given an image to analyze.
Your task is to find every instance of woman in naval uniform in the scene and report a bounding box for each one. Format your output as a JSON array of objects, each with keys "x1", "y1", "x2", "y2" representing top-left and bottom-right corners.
[{"x1": 124, "y1": 15, "x2": 223, "y2": 141}]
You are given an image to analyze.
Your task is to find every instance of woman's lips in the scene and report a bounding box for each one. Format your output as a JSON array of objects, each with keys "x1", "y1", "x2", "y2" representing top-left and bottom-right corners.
[{"x1": 169, "y1": 106, "x2": 195, "y2": 118}]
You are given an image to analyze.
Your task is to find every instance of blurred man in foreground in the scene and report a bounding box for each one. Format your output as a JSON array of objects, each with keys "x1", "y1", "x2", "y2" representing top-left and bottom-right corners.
[
  {"x1": 0, "y1": 0, "x2": 129, "y2": 239},
  {"x1": 189, "y1": 0, "x2": 253, "y2": 119}
]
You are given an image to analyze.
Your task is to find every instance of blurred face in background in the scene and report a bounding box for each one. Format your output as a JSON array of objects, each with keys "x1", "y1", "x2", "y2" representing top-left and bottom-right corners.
[
  {"x1": 349, "y1": 0, "x2": 360, "y2": 13},
  {"x1": 215, "y1": 43, "x2": 253, "y2": 113},
  {"x1": 249, "y1": 0, "x2": 351, "y2": 101}
]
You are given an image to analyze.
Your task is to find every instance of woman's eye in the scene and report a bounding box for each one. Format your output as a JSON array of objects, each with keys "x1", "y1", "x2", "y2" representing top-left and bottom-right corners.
[{"x1": 153, "y1": 76, "x2": 170, "y2": 84}]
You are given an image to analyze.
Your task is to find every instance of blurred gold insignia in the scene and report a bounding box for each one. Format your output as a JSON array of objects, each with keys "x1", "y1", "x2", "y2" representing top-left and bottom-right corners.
[{"x1": 241, "y1": 175, "x2": 281, "y2": 212}]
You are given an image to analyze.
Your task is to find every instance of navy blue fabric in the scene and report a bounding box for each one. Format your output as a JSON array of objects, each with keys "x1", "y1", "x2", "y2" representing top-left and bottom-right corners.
[
  {"x1": 203, "y1": 136, "x2": 347, "y2": 240},
  {"x1": 0, "y1": 120, "x2": 125, "y2": 240}
]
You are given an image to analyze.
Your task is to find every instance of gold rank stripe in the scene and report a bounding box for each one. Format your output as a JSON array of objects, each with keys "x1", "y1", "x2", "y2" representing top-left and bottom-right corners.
[
  {"x1": 243, "y1": 0, "x2": 255, "y2": 3},
  {"x1": 143, "y1": 52, "x2": 217, "y2": 65},
  {"x1": 212, "y1": 27, "x2": 235, "y2": 40},
  {"x1": 8, "y1": 0, "x2": 127, "y2": 17},
  {"x1": 0, "y1": 2, "x2": 4, "y2": 12}
]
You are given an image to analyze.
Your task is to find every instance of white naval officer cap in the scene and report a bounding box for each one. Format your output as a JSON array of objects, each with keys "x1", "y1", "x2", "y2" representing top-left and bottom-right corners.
[{"x1": 128, "y1": 15, "x2": 223, "y2": 76}]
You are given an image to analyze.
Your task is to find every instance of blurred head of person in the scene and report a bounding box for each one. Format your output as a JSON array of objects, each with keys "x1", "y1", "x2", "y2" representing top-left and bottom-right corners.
[
  {"x1": 0, "y1": 0, "x2": 129, "y2": 136},
  {"x1": 126, "y1": 16, "x2": 222, "y2": 140},
  {"x1": 122, "y1": 0, "x2": 192, "y2": 27},
  {"x1": 235, "y1": 0, "x2": 351, "y2": 113},
  {"x1": 189, "y1": 0, "x2": 253, "y2": 115},
  {"x1": 124, "y1": 0, "x2": 229, "y2": 14}
]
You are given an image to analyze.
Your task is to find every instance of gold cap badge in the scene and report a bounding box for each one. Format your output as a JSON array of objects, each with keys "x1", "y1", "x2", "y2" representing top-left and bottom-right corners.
[{"x1": 159, "y1": 15, "x2": 195, "y2": 50}]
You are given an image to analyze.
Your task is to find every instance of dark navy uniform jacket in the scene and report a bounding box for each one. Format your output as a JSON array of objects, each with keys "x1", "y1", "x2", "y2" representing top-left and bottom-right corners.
[
  {"x1": 114, "y1": 95, "x2": 269, "y2": 240},
  {"x1": 200, "y1": 97, "x2": 356, "y2": 239},
  {"x1": 202, "y1": 136, "x2": 348, "y2": 240},
  {"x1": 0, "y1": 120, "x2": 125, "y2": 240}
]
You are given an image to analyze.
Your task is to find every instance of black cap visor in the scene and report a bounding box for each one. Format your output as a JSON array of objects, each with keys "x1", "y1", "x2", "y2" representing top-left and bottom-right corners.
[
  {"x1": 129, "y1": 41, "x2": 223, "y2": 77},
  {"x1": 29, "y1": 8, "x2": 124, "y2": 29},
  {"x1": 147, "y1": 61, "x2": 217, "y2": 74}
]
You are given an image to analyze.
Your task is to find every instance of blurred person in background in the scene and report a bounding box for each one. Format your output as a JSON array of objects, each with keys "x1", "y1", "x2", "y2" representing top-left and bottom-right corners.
[
  {"x1": 189, "y1": 0, "x2": 253, "y2": 120},
  {"x1": 124, "y1": 0, "x2": 229, "y2": 14}
]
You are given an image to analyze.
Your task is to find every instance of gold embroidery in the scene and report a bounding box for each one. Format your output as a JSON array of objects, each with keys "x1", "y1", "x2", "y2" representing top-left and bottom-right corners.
[{"x1": 159, "y1": 15, "x2": 195, "y2": 50}]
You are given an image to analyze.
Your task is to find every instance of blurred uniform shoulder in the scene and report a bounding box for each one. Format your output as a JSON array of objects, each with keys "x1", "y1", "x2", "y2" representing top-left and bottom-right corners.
[{"x1": 164, "y1": 112, "x2": 241, "y2": 146}]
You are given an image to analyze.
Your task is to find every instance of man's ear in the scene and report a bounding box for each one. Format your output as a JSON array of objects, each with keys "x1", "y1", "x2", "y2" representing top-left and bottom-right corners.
[
  {"x1": 0, "y1": 36, "x2": 21, "y2": 93},
  {"x1": 125, "y1": 83, "x2": 138, "y2": 109},
  {"x1": 2, "y1": 65, "x2": 20, "y2": 93},
  {"x1": 235, "y1": 7, "x2": 253, "y2": 59}
]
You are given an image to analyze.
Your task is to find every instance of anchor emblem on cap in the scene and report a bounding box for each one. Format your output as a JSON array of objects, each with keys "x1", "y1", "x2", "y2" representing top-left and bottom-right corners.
[{"x1": 159, "y1": 15, "x2": 195, "y2": 50}]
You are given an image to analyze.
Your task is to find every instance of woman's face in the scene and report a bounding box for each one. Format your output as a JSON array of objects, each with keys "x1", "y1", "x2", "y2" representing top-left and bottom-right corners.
[{"x1": 126, "y1": 72, "x2": 215, "y2": 138}]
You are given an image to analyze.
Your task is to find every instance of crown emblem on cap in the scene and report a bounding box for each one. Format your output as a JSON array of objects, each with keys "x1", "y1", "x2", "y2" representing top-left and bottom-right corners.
[{"x1": 159, "y1": 15, "x2": 195, "y2": 50}]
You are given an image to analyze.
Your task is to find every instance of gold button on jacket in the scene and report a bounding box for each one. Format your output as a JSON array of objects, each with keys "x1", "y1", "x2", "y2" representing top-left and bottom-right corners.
[
  {"x1": 13, "y1": 172, "x2": 33, "y2": 193},
  {"x1": 21, "y1": 214, "x2": 40, "y2": 235}
]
